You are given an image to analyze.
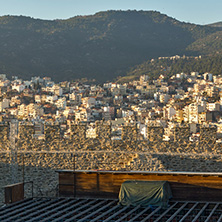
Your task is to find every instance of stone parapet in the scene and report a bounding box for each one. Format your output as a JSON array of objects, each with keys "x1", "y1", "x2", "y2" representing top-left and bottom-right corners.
[{"x1": 0, "y1": 122, "x2": 220, "y2": 154}]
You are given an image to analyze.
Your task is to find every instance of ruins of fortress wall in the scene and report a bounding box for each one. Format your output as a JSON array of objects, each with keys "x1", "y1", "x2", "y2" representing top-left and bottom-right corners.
[
  {"x1": 0, "y1": 121, "x2": 221, "y2": 204},
  {"x1": 0, "y1": 151, "x2": 138, "y2": 205},
  {"x1": 1, "y1": 151, "x2": 222, "y2": 205},
  {"x1": 0, "y1": 122, "x2": 220, "y2": 153}
]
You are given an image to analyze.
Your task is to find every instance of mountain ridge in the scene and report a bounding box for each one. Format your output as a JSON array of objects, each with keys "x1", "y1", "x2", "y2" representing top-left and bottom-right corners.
[
  {"x1": 208, "y1": 21, "x2": 222, "y2": 28},
  {"x1": 0, "y1": 10, "x2": 221, "y2": 82}
]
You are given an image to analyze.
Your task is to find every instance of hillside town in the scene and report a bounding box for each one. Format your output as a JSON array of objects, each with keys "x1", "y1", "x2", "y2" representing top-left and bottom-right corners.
[{"x1": 0, "y1": 70, "x2": 222, "y2": 143}]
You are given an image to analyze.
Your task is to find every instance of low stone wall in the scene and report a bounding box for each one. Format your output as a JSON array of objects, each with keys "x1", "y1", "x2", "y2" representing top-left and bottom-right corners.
[{"x1": 1, "y1": 151, "x2": 222, "y2": 205}]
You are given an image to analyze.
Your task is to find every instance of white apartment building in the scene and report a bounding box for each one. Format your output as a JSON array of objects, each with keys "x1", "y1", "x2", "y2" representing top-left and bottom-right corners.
[
  {"x1": 81, "y1": 97, "x2": 96, "y2": 108},
  {"x1": 53, "y1": 85, "x2": 63, "y2": 96},
  {"x1": 63, "y1": 107, "x2": 74, "y2": 118},
  {"x1": 18, "y1": 103, "x2": 44, "y2": 118},
  {"x1": 46, "y1": 95, "x2": 58, "y2": 104},
  {"x1": 56, "y1": 98, "x2": 67, "y2": 109},
  {"x1": 35, "y1": 95, "x2": 41, "y2": 103},
  {"x1": 166, "y1": 107, "x2": 176, "y2": 119},
  {"x1": 183, "y1": 103, "x2": 205, "y2": 123},
  {"x1": 159, "y1": 94, "x2": 170, "y2": 104},
  {"x1": 122, "y1": 110, "x2": 134, "y2": 118},
  {"x1": 86, "y1": 126, "x2": 97, "y2": 138},
  {"x1": 12, "y1": 83, "x2": 25, "y2": 92},
  {"x1": 0, "y1": 98, "x2": 10, "y2": 112},
  {"x1": 207, "y1": 103, "x2": 221, "y2": 112},
  {"x1": 75, "y1": 109, "x2": 92, "y2": 122},
  {"x1": 138, "y1": 124, "x2": 148, "y2": 140},
  {"x1": 140, "y1": 75, "x2": 149, "y2": 84},
  {"x1": 117, "y1": 84, "x2": 127, "y2": 95}
]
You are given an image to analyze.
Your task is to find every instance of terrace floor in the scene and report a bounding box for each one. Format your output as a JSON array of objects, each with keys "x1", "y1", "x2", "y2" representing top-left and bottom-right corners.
[{"x1": 0, "y1": 197, "x2": 222, "y2": 221}]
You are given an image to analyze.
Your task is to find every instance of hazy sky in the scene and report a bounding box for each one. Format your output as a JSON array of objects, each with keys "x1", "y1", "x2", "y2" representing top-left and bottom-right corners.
[{"x1": 0, "y1": 0, "x2": 221, "y2": 25}]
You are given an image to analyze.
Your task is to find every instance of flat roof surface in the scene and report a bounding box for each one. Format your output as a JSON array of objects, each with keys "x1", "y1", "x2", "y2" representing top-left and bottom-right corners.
[
  {"x1": 1, "y1": 198, "x2": 222, "y2": 221},
  {"x1": 56, "y1": 169, "x2": 222, "y2": 176}
]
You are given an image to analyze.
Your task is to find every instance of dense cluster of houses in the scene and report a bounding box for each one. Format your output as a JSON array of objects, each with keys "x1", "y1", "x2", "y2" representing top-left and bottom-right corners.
[{"x1": 0, "y1": 70, "x2": 222, "y2": 141}]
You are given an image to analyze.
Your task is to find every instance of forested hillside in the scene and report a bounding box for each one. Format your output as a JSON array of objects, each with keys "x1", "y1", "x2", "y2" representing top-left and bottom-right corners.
[
  {"x1": 0, "y1": 10, "x2": 221, "y2": 82},
  {"x1": 116, "y1": 55, "x2": 222, "y2": 82}
]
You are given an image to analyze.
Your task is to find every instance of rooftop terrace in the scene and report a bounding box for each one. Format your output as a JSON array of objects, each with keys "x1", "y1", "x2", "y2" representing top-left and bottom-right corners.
[{"x1": 1, "y1": 197, "x2": 222, "y2": 221}]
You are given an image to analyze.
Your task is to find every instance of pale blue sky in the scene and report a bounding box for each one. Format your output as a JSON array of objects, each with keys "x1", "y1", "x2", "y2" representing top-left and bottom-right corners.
[{"x1": 0, "y1": 0, "x2": 221, "y2": 25}]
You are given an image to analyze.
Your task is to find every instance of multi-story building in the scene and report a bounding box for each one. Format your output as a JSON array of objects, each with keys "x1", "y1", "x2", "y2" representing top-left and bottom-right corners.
[
  {"x1": 0, "y1": 98, "x2": 10, "y2": 112},
  {"x1": 207, "y1": 103, "x2": 221, "y2": 112}
]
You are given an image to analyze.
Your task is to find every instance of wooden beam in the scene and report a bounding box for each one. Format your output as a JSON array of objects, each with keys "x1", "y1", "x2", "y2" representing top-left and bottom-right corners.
[
  {"x1": 205, "y1": 203, "x2": 219, "y2": 222},
  {"x1": 16, "y1": 199, "x2": 62, "y2": 222},
  {"x1": 153, "y1": 202, "x2": 178, "y2": 222},
  {"x1": 103, "y1": 205, "x2": 130, "y2": 222},
  {"x1": 140, "y1": 206, "x2": 162, "y2": 222},
  {"x1": 41, "y1": 199, "x2": 88, "y2": 222},
  {"x1": 21, "y1": 199, "x2": 69, "y2": 222},
  {"x1": 90, "y1": 204, "x2": 120, "y2": 222},
  {"x1": 179, "y1": 202, "x2": 198, "y2": 222},
  {"x1": 166, "y1": 202, "x2": 188, "y2": 222},
  {"x1": 115, "y1": 205, "x2": 141, "y2": 222},
  {"x1": 30, "y1": 199, "x2": 78, "y2": 222},
  {"x1": 128, "y1": 206, "x2": 151, "y2": 222},
  {"x1": 217, "y1": 212, "x2": 222, "y2": 222},
  {"x1": 65, "y1": 200, "x2": 107, "y2": 221},
  {"x1": 1, "y1": 199, "x2": 47, "y2": 222},
  {"x1": 52, "y1": 199, "x2": 97, "y2": 222},
  {"x1": 0, "y1": 198, "x2": 34, "y2": 217},
  {"x1": 77, "y1": 200, "x2": 116, "y2": 222},
  {"x1": 191, "y1": 203, "x2": 209, "y2": 222}
]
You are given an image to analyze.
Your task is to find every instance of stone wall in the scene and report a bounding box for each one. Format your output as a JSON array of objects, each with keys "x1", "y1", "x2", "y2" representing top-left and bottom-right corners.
[
  {"x1": 0, "y1": 122, "x2": 221, "y2": 156},
  {"x1": 0, "y1": 122, "x2": 220, "y2": 154},
  {"x1": 1, "y1": 150, "x2": 222, "y2": 205},
  {"x1": 0, "y1": 122, "x2": 221, "y2": 205},
  {"x1": 147, "y1": 126, "x2": 164, "y2": 142},
  {"x1": 0, "y1": 124, "x2": 9, "y2": 150},
  {"x1": 174, "y1": 126, "x2": 190, "y2": 143}
]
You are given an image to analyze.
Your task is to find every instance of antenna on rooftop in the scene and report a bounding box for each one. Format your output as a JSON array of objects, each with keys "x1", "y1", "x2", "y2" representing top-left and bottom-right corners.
[{"x1": 10, "y1": 119, "x2": 19, "y2": 184}]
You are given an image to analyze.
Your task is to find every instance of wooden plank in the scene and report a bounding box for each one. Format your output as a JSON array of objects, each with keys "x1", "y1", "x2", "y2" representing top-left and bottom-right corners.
[
  {"x1": 22, "y1": 199, "x2": 69, "y2": 222},
  {"x1": 153, "y1": 202, "x2": 178, "y2": 222},
  {"x1": 52, "y1": 199, "x2": 97, "y2": 222},
  {"x1": 31, "y1": 199, "x2": 77, "y2": 221},
  {"x1": 217, "y1": 212, "x2": 222, "y2": 222},
  {"x1": 191, "y1": 203, "x2": 208, "y2": 222},
  {"x1": 128, "y1": 206, "x2": 151, "y2": 222},
  {"x1": 205, "y1": 203, "x2": 219, "y2": 222},
  {"x1": 77, "y1": 200, "x2": 116, "y2": 222},
  {"x1": 179, "y1": 202, "x2": 198, "y2": 222},
  {"x1": 115, "y1": 205, "x2": 141, "y2": 222},
  {"x1": 5, "y1": 183, "x2": 24, "y2": 204},
  {"x1": 90, "y1": 204, "x2": 120, "y2": 222},
  {"x1": 98, "y1": 174, "x2": 119, "y2": 193},
  {"x1": 59, "y1": 173, "x2": 74, "y2": 185},
  {"x1": 41, "y1": 199, "x2": 88, "y2": 222},
  {"x1": 103, "y1": 205, "x2": 130, "y2": 222},
  {"x1": 65, "y1": 200, "x2": 107, "y2": 221},
  {"x1": 166, "y1": 202, "x2": 188, "y2": 222},
  {"x1": 58, "y1": 171, "x2": 222, "y2": 201},
  {"x1": 15, "y1": 199, "x2": 60, "y2": 222},
  {"x1": 75, "y1": 173, "x2": 97, "y2": 191},
  {"x1": 2, "y1": 199, "x2": 48, "y2": 222},
  {"x1": 0, "y1": 199, "x2": 34, "y2": 216},
  {"x1": 140, "y1": 206, "x2": 162, "y2": 222}
]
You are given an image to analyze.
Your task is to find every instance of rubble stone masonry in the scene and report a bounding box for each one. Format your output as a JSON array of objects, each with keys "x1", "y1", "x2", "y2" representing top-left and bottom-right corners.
[{"x1": 0, "y1": 122, "x2": 221, "y2": 204}]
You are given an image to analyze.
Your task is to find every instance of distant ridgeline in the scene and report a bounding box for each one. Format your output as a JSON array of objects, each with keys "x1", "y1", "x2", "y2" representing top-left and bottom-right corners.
[
  {"x1": 0, "y1": 10, "x2": 222, "y2": 82},
  {"x1": 116, "y1": 55, "x2": 222, "y2": 83}
]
